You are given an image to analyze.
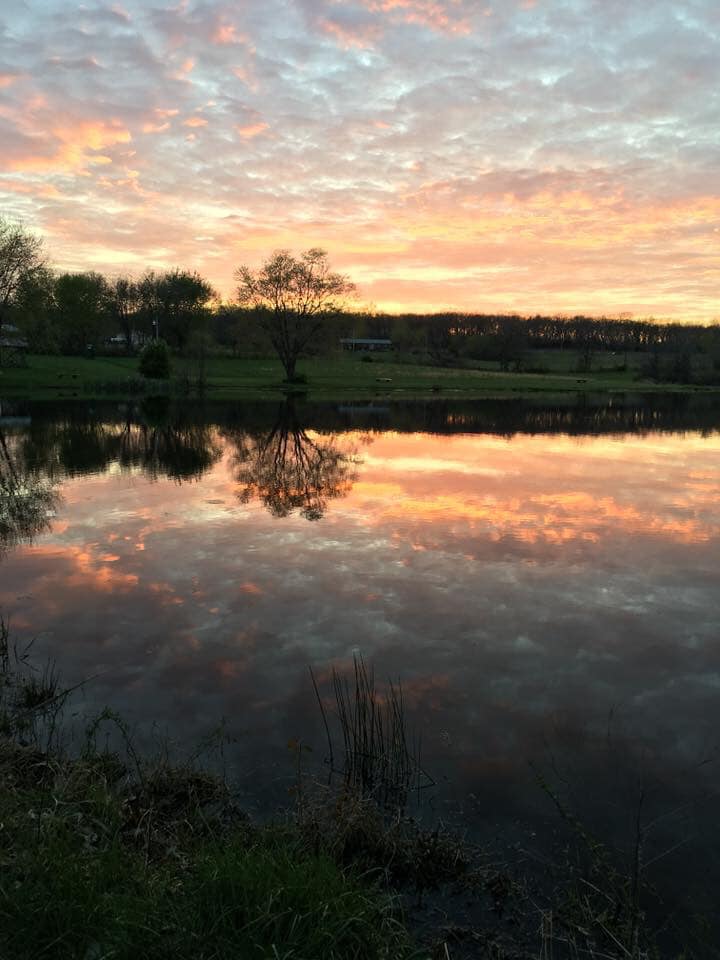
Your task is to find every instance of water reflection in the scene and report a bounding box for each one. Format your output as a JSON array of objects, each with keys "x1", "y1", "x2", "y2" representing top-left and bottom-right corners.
[
  {"x1": 0, "y1": 395, "x2": 719, "y2": 946},
  {"x1": 226, "y1": 399, "x2": 359, "y2": 520},
  {"x1": 124, "y1": 397, "x2": 223, "y2": 482},
  {"x1": 0, "y1": 421, "x2": 60, "y2": 557},
  {"x1": 16, "y1": 398, "x2": 222, "y2": 483}
]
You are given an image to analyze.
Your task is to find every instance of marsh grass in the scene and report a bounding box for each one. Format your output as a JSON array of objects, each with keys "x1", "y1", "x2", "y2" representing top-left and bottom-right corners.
[
  {"x1": 1, "y1": 627, "x2": 703, "y2": 959},
  {"x1": 0, "y1": 617, "x2": 68, "y2": 750},
  {"x1": 312, "y1": 655, "x2": 434, "y2": 810},
  {"x1": 534, "y1": 775, "x2": 671, "y2": 960},
  {"x1": 0, "y1": 633, "x2": 417, "y2": 960},
  {"x1": 0, "y1": 741, "x2": 415, "y2": 960},
  {"x1": 0, "y1": 768, "x2": 412, "y2": 960},
  {"x1": 295, "y1": 784, "x2": 466, "y2": 888}
]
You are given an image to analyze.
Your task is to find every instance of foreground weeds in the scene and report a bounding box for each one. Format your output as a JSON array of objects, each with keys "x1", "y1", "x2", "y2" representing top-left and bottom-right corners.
[
  {"x1": 0, "y1": 628, "x2": 710, "y2": 959},
  {"x1": 0, "y1": 738, "x2": 414, "y2": 960},
  {"x1": 0, "y1": 626, "x2": 415, "y2": 960}
]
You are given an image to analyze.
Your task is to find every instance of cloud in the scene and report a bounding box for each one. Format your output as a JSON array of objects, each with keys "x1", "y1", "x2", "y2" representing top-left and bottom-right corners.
[
  {"x1": 0, "y1": 0, "x2": 717, "y2": 318},
  {"x1": 236, "y1": 121, "x2": 268, "y2": 139}
]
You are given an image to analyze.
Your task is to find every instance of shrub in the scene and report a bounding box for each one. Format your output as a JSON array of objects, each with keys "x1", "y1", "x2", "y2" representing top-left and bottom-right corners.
[{"x1": 139, "y1": 340, "x2": 171, "y2": 380}]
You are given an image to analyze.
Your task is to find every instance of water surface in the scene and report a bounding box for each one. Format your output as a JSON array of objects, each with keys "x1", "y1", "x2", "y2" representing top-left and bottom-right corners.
[{"x1": 2, "y1": 394, "x2": 719, "y2": 930}]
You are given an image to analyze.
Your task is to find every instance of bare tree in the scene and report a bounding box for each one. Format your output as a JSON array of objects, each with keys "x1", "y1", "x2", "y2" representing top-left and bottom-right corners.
[
  {"x1": 235, "y1": 248, "x2": 354, "y2": 381},
  {"x1": 0, "y1": 218, "x2": 45, "y2": 365}
]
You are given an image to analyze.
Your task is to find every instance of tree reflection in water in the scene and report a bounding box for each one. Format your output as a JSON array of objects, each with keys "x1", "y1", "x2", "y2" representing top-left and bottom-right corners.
[
  {"x1": 119, "y1": 397, "x2": 223, "y2": 483},
  {"x1": 16, "y1": 398, "x2": 223, "y2": 484},
  {"x1": 229, "y1": 399, "x2": 360, "y2": 520},
  {"x1": 0, "y1": 425, "x2": 60, "y2": 558}
]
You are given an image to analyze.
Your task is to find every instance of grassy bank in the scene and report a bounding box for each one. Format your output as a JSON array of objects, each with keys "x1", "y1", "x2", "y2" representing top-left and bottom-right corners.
[
  {"x1": 2, "y1": 352, "x2": 719, "y2": 401},
  {"x1": 3, "y1": 628, "x2": 702, "y2": 960},
  {"x1": 1, "y1": 741, "x2": 417, "y2": 960},
  {"x1": 0, "y1": 627, "x2": 415, "y2": 960}
]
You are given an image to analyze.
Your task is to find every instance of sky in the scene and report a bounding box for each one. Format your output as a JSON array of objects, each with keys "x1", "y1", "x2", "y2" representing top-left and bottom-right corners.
[{"x1": 1, "y1": 0, "x2": 719, "y2": 320}]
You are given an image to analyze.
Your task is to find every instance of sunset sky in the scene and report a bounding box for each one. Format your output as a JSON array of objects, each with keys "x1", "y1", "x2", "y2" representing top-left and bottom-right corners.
[{"x1": 1, "y1": 0, "x2": 718, "y2": 319}]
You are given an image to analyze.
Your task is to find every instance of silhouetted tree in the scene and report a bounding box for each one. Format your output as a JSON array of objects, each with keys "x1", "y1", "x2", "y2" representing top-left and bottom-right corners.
[
  {"x1": 11, "y1": 266, "x2": 56, "y2": 353},
  {"x1": 139, "y1": 269, "x2": 214, "y2": 352},
  {"x1": 0, "y1": 218, "x2": 45, "y2": 365},
  {"x1": 53, "y1": 272, "x2": 111, "y2": 354},
  {"x1": 496, "y1": 316, "x2": 528, "y2": 371},
  {"x1": 108, "y1": 276, "x2": 140, "y2": 352},
  {"x1": 235, "y1": 249, "x2": 354, "y2": 381}
]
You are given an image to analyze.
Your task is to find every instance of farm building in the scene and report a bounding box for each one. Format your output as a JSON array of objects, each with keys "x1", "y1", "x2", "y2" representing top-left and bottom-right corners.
[
  {"x1": 339, "y1": 338, "x2": 392, "y2": 352},
  {"x1": 0, "y1": 323, "x2": 28, "y2": 367}
]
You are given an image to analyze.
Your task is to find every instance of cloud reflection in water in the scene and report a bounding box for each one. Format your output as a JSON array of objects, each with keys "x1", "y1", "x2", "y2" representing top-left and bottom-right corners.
[{"x1": 0, "y1": 402, "x2": 718, "y2": 880}]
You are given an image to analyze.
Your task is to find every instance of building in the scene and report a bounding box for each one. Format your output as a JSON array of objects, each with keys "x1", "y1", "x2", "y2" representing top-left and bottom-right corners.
[
  {"x1": 340, "y1": 338, "x2": 392, "y2": 352},
  {"x1": 0, "y1": 323, "x2": 29, "y2": 367}
]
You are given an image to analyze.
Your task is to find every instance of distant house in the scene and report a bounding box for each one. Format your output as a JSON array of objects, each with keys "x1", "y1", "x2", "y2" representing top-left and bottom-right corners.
[
  {"x1": 340, "y1": 338, "x2": 392, "y2": 352},
  {"x1": 0, "y1": 323, "x2": 29, "y2": 367},
  {"x1": 106, "y1": 332, "x2": 144, "y2": 349}
]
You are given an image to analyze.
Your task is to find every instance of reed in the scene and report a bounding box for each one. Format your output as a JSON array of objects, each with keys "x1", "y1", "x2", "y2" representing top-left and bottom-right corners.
[{"x1": 312, "y1": 655, "x2": 432, "y2": 809}]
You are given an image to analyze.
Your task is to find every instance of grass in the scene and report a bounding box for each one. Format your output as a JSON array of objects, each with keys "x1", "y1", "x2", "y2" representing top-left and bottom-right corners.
[
  {"x1": 0, "y1": 628, "x2": 416, "y2": 960},
  {"x1": 312, "y1": 655, "x2": 432, "y2": 810},
  {"x1": 2, "y1": 351, "x2": 718, "y2": 401},
  {"x1": 0, "y1": 741, "x2": 413, "y2": 960},
  {"x1": 0, "y1": 625, "x2": 709, "y2": 959},
  {"x1": 0, "y1": 774, "x2": 411, "y2": 959}
]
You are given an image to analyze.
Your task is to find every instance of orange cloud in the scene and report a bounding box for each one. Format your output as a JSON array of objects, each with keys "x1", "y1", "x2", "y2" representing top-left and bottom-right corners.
[
  {"x1": 236, "y1": 121, "x2": 268, "y2": 139},
  {"x1": 319, "y1": 18, "x2": 382, "y2": 48},
  {"x1": 183, "y1": 116, "x2": 208, "y2": 128},
  {"x1": 142, "y1": 121, "x2": 170, "y2": 133},
  {"x1": 213, "y1": 23, "x2": 247, "y2": 44},
  {"x1": 346, "y1": 432, "x2": 720, "y2": 548},
  {"x1": 25, "y1": 544, "x2": 139, "y2": 593},
  {"x1": 365, "y1": 0, "x2": 472, "y2": 34},
  {"x1": 8, "y1": 118, "x2": 132, "y2": 174},
  {"x1": 239, "y1": 581, "x2": 263, "y2": 595}
]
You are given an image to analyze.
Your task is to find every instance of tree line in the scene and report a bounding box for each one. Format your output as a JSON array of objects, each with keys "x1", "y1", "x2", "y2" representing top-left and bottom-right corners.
[{"x1": 2, "y1": 216, "x2": 719, "y2": 382}]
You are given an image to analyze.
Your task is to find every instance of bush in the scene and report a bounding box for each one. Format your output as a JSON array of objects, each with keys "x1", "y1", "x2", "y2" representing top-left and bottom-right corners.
[{"x1": 139, "y1": 340, "x2": 171, "y2": 380}]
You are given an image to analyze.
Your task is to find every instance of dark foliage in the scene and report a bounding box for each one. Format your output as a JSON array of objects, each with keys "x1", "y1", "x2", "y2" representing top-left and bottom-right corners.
[{"x1": 139, "y1": 339, "x2": 171, "y2": 379}]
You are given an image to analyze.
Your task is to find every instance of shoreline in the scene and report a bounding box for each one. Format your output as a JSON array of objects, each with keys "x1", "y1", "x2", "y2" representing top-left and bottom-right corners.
[{"x1": 2, "y1": 353, "x2": 720, "y2": 402}]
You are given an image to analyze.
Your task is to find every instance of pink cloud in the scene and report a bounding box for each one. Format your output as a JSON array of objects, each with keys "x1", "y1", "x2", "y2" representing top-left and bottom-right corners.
[
  {"x1": 364, "y1": 0, "x2": 472, "y2": 34},
  {"x1": 318, "y1": 17, "x2": 382, "y2": 48},
  {"x1": 212, "y1": 22, "x2": 247, "y2": 45},
  {"x1": 142, "y1": 121, "x2": 170, "y2": 133},
  {"x1": 5, "y1": 114, "x2": 132, "y2": 174},
  {"x1": 236, "y1": 121, "x2": 268, "y2": 139}
]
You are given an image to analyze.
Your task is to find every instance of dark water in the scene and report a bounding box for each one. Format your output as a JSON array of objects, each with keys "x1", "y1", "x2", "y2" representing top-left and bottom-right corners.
[{"x1": 2, "y1": 393, "x2": 720, "y2": 940}]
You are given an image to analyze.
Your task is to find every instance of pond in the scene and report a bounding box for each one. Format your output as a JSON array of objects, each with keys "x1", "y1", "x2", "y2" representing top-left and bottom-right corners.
[{"x1": 2, "y1": 393, "x2": 719, "y2": 935}]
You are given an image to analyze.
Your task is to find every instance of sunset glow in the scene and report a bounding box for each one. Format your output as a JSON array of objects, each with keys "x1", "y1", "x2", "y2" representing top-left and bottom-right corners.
[{"x1": 1, "y1": 1, "x2": 719, "y2": 319}]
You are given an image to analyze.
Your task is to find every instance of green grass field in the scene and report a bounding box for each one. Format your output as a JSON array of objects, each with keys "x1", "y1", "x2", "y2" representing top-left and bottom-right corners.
[{"x1": 0, "y1": 351, "x2": 716, "y2": 401}]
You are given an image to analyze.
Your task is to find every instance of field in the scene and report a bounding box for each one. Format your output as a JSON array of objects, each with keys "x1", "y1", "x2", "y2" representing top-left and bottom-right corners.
[{"x1": 0, "y1": 350, "x2": 717, "y2": 401}]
